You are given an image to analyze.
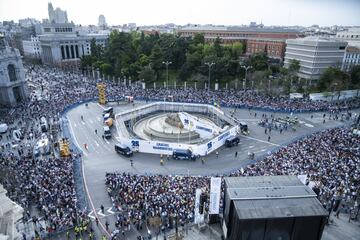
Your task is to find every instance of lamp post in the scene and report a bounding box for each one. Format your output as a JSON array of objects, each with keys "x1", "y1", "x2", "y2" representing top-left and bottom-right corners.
[
  {"x1": 268, "y1": 75, "x2": 274, "y2": 93},
  {"x1": 162, "y1": 61, "x2": 172, "y2": 89},
  {"x1": 241, "y1": 65, "x2": 252, "y2": 91},
  {"x1": 205, "y1": 62, "x2": 215, "y2": 91}
]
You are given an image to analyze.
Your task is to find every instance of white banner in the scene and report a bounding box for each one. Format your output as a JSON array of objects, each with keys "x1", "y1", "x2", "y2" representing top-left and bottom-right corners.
[
  {"x1": 194, "y1": 188, "x2": 204, "y2": 224},
  {"x1": 209, "y1": 177, "x2": 222, "y2": 214}
]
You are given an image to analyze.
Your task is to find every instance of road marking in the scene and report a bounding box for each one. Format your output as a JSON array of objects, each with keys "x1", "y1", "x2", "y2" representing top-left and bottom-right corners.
[
  {"x1": 68, "y1": 120, "x2": 88, "y2": 156},
  {"x1": 107, "y1": 207, "x2": 115, "y2": 214},
  {"x1": 254, "y1": 149, "x2": 267, "y2": 153},
  {"x1": 241, "y1": 135, "x2": 281, "y2": 146},
  {"x1": 97, "y1": 103, "x2": 106, "y2": 110},
  {"x1": 97, "y1": 210, "x2": 106, "y2": 217},
  {"x1": 304, "y1": 123, "x2": 314, "y2": 128},
  {"x1": 94, "y1": 140, "x2": 99, "y2": 147},
  {"x1": 104, "y1": 139, "x2": 110, "y2": 144},
  {"x1": 248, "y1": 145, "x2": 254, "y2": 149},
  {"x1": 88, "y1": 211, "x2": 95, "y2": 220},
  {"x1": 82, "y1": 121, "x2": 85, "y2": 125},
  {"x1": 74, "y1": 123, "x2": 77, "y2": 127},
  {"x1": 89, "y1": 119, "x2": 94, "y2": 124},
  {"x1": 96, "y1": 117, "x2": 101, "y2": 122}
]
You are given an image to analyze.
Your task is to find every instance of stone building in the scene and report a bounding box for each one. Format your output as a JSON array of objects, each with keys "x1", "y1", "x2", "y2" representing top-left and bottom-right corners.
[
  {"x1": 0, "y1": 35, "x2": 29, "y2": 107},
  {"x1": 0, "y1": 184, "x2": 24, "y2": 240},
  {"x1": 177, "y1": 26, "x2": 303, "y2": 60}
]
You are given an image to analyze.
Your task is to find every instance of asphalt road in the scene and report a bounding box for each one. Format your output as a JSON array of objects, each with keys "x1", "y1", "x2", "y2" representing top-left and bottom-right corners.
[{"x1": 65, "y1": 101, "x2": 359, "y2": 239}]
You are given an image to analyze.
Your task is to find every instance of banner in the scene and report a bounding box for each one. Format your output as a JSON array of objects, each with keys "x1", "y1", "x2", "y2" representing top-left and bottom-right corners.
[
  {"x1": 209, "y1": 177, "x2": 222, "y2": 214},
  {"x1": 194, "y1": 188, "x2": 203, "y2": 224}
]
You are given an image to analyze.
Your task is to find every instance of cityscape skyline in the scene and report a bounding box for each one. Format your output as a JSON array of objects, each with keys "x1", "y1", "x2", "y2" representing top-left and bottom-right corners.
[{"x1": 0, "y1": 0, "x2": 360, "y2": 27}]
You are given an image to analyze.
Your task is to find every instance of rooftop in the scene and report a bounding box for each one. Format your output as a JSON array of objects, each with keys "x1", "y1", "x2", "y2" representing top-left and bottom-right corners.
[
  {"x1": 180, "y1": 26, "x2": 300, "y2": 33},
  {"x1": 225, "y1": 175, "x2": 327, "y2": 220}
]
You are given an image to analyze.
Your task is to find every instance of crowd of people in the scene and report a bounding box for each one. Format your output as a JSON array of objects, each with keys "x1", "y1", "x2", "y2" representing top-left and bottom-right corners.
[
  {"x1": 2, "y1": 65, "x2": 360, "y2": 127},
  {"x1": 0, "y1": 65, "x2": 360, "y2": 239},
  {"x1": 105, "y1": 126, "x2": 360, "y2": 235},
  {"x1": 0, "y1": 150, "x2": 81, "y2": 234}
]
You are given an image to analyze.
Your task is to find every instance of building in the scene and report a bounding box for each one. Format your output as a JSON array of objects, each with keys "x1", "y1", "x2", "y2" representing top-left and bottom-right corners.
[
  {"x1": 336, "y1": 28, "x2": 360, "y2": 43},
  {"x1": 0, "y1": 184, "x2": 24, "y2": 240},
  {"x1": 48, "y1": 2, "x2": 68, "y2": 24},
  {"x1": 38, "y1": 23, "x2": 108, "y2": 68},
  {"x1": 342, "y1": 44, "x2": 360, "y2": 71},
  {"x1": 177, "y1": 26, "x2": 303, "y2": 60},
  {"x1": 223, "y1": 175, "x2": 327, "y2": 240},
  {"x1": 18, "y1": 18, "x2": 41, "y2": 27},
  {"x1": 38, "y1": 3, "x2": 108, "y2": 69},
  {"x1": 98, "y1": 15, "x2": 107, "y2": 28},
  {"x1": 22, "y1": 36, "x2": 42, "y2": 59},
  {"x1": 0, "y1": 35, "x2": 29, "y2": 107},
  {"x1": 284, "y1": 37, "x2": 347, "y2": 80}
]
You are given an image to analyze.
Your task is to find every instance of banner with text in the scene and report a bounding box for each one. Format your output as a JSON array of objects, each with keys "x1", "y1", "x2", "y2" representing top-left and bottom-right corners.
[{"x1": 209, "y1": 177, "x2": 222, "y2": 214}]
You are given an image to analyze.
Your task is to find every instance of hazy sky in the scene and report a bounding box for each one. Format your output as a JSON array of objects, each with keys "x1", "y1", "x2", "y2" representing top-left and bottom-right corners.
[{"x1": 0, "y1": 0, "x2": 359, "y2": 26}]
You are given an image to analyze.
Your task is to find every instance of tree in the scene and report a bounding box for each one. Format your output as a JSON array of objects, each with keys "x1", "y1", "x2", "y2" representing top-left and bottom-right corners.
[
  {"x1": 317, "y1": 67, "x2": 349, "y2": 92},
  {"x1": 149, "y1": 43, "x2": 164, "y2": 80},
  {"x1": 247, "y1": 53, "x2": 268, "y2": 71},
  {"x1": 193, "y1": 33, "x2": 205, "y2": 45},
  {"x1": 99, "y1": 63, "x2": 112, "y2": 76},
  {"x1": 349, "y1": 65, "x2": 360, "y2": 89},
  {"x1": 139, "y1": 66, "x2": 155, "y2": 83},
  {"x1": 231, "y1": 42, "x2": 243, "y2": 57},
  {"x1": 288, "y1": 59, "x2": 300, "y2": 90}
]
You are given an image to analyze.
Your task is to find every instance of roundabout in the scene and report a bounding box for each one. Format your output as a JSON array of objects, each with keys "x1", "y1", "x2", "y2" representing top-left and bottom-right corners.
[
  {"x1": 115, "y1": 102, "x2": 239, "y2": 156},
  {"x1": 64, "y1": 100, "x2": 359, "y2": 240}
]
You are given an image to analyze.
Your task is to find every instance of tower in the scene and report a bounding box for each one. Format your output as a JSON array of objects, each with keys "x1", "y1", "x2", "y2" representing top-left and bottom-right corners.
[{"x1": 48, "y1": 2, "x2": 54, "y2": 23}]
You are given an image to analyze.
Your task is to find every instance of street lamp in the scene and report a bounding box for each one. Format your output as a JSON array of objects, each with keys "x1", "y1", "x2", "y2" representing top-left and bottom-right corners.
[
  {"x1": 241, "y1": 65, "x2": 252, "y2": 91},
  {"x1": 205, "y1": 62, "x2": 215, "y2": 91},
  {"x1": 162, "y1": 61, "x2": 172, "y2": 89}
]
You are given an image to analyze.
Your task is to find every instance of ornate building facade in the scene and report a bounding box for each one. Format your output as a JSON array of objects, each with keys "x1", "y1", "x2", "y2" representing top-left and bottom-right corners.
[{"x1": 0, "y1": 35, "x2": 29, "y2": 107}]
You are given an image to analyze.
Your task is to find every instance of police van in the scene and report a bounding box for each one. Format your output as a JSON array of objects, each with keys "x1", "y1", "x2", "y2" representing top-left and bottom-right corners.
[
  {"x1": 115, "y1": 144, "x2": 133, "y2": 157},
  {"x1": 225, "y1": 136, "x2": 240, "y2": 147},
  {"x1": 103, "y1": 126, "x2": 112, "y2": 139},
  {"x1": 172, "y1": 149, "x2": 198, "y2": 161}
]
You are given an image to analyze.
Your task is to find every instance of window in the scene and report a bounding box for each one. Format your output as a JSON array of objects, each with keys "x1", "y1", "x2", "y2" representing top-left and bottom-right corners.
[{"x1": 8, "y1": 64, "x2": 17, "y2": 82}]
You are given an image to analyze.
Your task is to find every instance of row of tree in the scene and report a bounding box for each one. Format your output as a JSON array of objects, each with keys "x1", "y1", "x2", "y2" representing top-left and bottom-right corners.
[
  {"x1": 81, "y1": 31, "x2": 250, "y2": 84},
  {"x1": 81, "y1": 30, "x2": 360, "y2": 93}
]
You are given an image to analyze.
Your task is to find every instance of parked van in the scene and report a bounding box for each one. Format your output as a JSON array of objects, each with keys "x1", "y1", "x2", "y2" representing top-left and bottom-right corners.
[
  {"x1": 103, "y1": 126, "x2": 112, "y2": 139},
  {"x1": 172, "y1": 149, "x2": 198, "y2": 161},
  {"x1": 103, "y1": 107, "x2": 113, "y2": 116},
  {"x1": 225, "y1": 136, "x2": 240, "y2": 147},
  {"x1": 239, "y1": 122, "x2": 249, "y2": 135},
  {"x1": 115, "y1": 144, "x2": 133, "y2": 157}
]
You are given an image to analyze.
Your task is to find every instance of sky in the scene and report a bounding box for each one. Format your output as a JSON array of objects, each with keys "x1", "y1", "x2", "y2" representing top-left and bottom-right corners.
[{"x1": 0, "y1": 0, "x2": 359, "y2": 27}]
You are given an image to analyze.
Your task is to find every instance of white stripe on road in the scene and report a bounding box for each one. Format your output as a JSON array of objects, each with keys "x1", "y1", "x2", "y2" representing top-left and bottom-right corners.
[
  {"x1": 68, "y1": 120, "x2": 88, "y2": 156},
  {"x1": 94, "y1": 140, "x2": 99, "y2": 147},
  {"x1": 254, "y1": 149, "x2": 267, "y2": 153},
  {"x1": 241, "y1": 135, "x2": 280, "y2": 146},
  {"x1": 248, "y1": 145, "x2": 254, "y2": 149},
  {"x1": 97, "y1": 103, "x2": 106, "y2": 110}
]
